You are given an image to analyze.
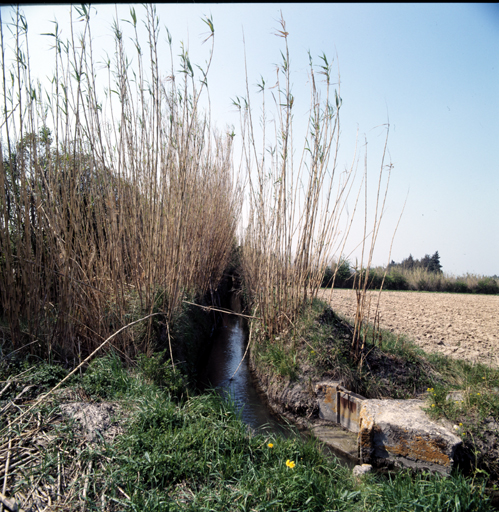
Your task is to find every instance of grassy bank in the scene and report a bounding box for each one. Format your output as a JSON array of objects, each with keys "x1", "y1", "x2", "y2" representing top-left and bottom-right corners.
[
  {"x1": 0, "y1": 348, "x2": 494, "y2": 511},
  {"x1": 248, "y1": 298, "x2": 499, "y2": 490}
]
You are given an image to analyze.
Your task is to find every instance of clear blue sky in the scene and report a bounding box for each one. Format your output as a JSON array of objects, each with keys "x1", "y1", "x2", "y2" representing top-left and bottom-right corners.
[{"x1": 3, "y1": 3, "x2": 499, "y2": 276}]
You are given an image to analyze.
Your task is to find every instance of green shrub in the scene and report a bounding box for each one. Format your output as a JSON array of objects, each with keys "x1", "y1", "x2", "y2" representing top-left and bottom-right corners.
[
  {"x1": 417, "y1": 278, "x2": 428, "y2": 291},
  {"x1": 367, "y1": 270, "x2": 384, "y2": 290},
  {"x1": 336, "y1": 259, "x2": 353, "y2": 287},
  {"x1": 137, "y1": 349, "x2": 186, "y2": 399},
  {"x1": 475, "y1": 278, "x2": 499, "y2": 295},
  {"x1": 444, "y1": 280, "x2": 467, "y2": 293},
  {"x1": 321, "y1": 266, "x2": 335, "y2": 288},
  {"x1": 82, "y1": 352, "x2": 132, "y2": 399},
  {"x1": 25, "y1": 362, "x2": 69, "y2": 391},
  {"x1": 384, "y1": 271, "x2": 409, "y2": 290},
  {"x1": 322, "y1": 260, "x2": 353, "y2": 288}
]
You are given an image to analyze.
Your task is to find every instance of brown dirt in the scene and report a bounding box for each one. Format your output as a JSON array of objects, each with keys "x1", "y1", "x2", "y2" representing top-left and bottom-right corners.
[{"x1": 321, "y1": 289, "x2": 499, "y2": 368}]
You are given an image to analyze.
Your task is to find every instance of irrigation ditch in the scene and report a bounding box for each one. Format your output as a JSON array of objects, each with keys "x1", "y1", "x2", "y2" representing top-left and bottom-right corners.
[
  {"x1": 198, "y1": 283, "x2": 498, "y2": 483},
  {"x1": 196, "y1": 277, "x2": 499, "y2": 506},
  {"x1": 198, "y1": 290, "x2": 358, "y2": 468},
  {"x1": 1, "y1": 277, "x2": 498, "y2": 510}
]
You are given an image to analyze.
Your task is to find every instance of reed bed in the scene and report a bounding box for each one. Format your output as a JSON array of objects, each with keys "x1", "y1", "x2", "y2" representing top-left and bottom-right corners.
[
  {"x1": 237, "y1": 15, "x2": 395, "y2": 367},
  {"x1": 0, "y1": 5, "x2": 398, "y2": 370},
  {"x1": 0, "y1": 5, "x2": 241, "y2": 360}
]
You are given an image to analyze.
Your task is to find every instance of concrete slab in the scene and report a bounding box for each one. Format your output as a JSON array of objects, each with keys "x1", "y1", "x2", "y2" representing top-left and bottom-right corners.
[
  {"x1": 314, "y1": 382, "x2": 462, "y2": 474},
  {"x1": 312, "y1": 423, "x2": 359, "y2": 461},
  {"x1": 359, "y1": 399, "x2": 462, "y2": 474}
]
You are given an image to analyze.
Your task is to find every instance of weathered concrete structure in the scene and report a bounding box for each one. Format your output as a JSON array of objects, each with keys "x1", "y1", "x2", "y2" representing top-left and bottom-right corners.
[
  {"x1": 358, "y1": 399, "x2": 462, "y2": 474},
  {"x1": 315, "y1": 381, "x2": 462, "y2": 474},
  {"x1": 316, "y1": 382, "x2": 365, "y2": 433}
]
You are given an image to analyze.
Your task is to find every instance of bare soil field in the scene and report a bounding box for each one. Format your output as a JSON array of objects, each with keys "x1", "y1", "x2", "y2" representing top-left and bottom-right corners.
[{"x1": 321, "y1": 289, "x2": 499, "y2": 368}]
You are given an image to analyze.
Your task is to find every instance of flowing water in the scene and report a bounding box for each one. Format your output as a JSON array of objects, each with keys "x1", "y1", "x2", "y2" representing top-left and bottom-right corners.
[
  {"x1": 200, "y1": 293, "x2": 289, "y2": 436},
  {"x1": 200, "y1": 293, "x2": 357, "y2": 470}
]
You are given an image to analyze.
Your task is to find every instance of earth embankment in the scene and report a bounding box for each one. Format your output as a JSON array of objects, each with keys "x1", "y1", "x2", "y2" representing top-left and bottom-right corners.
[{"x1": 322, "y1": 289, "x2": 499, "y2": 367}]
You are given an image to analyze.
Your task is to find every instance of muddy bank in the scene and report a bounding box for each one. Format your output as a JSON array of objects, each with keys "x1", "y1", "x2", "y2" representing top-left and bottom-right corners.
[{"x1": 247, "y1": 352, "x2": 318, "y2": 428}]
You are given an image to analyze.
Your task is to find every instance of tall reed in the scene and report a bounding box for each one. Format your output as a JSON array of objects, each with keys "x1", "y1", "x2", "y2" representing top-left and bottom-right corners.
[
  {"x1": 236, "y1": 16, "x2": 360, "y2": 336},
  {"x1": 0, "y1": 5, "x2": 241, "y2": 360},
  {"x1": 237, "y1": 14, "x2": 393, "y2": 358}
]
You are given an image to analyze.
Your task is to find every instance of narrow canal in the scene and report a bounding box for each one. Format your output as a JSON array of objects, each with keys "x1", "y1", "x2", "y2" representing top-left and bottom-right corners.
[
  {"x1": 199, "y1": 292, "x2": 289, "y2": 436},
  {"x1": 199, "y1": 292, "x2": 357, "y2": 468}
]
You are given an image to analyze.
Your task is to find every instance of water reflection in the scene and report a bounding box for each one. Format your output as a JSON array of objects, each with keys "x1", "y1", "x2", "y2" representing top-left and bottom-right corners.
[{"x1": 200, "y1": 295, "x2": 288, "y2": 436}]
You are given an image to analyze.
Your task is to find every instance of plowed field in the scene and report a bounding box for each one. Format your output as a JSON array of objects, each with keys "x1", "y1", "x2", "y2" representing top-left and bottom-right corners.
[{"x1": 321, "y1": 289, "x2": 499, "y2": 367}]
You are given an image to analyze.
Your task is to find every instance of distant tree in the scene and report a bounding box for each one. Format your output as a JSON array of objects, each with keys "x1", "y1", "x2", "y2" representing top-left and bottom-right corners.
[
  {"x1": 322, "y1": 266, "x2": 334, "y2": 288},
  {"x1": 428, "y1": 251, "x2": 442, "y2": 273},
  {"x1": 401, "y1": 254, "x2": 415, "y2": 270},
  {"x1": 321, "y1": 259, "x2": 352, "y2": 288},
  {"x1": 389, "y1": 251, "x2": 442, "y2": 274},
  {"x1": 420, "y1": 254, "x2": 431, "y2": 270}
]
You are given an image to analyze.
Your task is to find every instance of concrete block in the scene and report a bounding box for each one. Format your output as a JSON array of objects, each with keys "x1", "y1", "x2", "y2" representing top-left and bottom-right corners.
[
  {"x1": 312, "y1": 424, "x2": 359, "y2": 460},
  {"x1": 358, "y1": 399, "x2": 462, "y2": 474}
]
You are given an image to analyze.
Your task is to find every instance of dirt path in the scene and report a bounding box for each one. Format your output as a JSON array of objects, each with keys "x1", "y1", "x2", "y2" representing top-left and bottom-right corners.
[{"x1": 321, "y1": 289, "x2": 499, "y2": 367}]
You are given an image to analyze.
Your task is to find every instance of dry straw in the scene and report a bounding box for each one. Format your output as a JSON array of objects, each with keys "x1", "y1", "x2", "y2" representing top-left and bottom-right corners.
[
  {"x1": 236, "y1": 14, "x2": 397, "y2": 365},
  {"x1": 0, "y1": 5, "x2": 241, "y2": 360}
]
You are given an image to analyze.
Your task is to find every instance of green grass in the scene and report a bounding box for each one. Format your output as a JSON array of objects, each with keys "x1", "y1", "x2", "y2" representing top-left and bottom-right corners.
[
  {"x1": 256, "y1": 334, "x2": 300, "y2": 380},
  {"x1": 0, "y1": 350, "x2": 494, "y2": 511},
  {"x1": 250, "y1": 297, "x2": 499, "y2": 489}
]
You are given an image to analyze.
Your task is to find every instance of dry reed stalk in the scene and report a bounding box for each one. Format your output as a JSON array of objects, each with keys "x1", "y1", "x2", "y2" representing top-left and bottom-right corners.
[
  {"x1": 0, "y1": 401, "x2": 94, "y2": 510},
  {"x1": 0, "y1": 423, "x2": 11, "y2": 512},
  {"x1": 349, "y1": 128, "x2": 394, "y2": 362},
  {"x1": 237, "y1": 15, "x2": 371, "y2": 338},
  {"x1": 0, "y1": 5, "x2": 241, "y2": 360}
]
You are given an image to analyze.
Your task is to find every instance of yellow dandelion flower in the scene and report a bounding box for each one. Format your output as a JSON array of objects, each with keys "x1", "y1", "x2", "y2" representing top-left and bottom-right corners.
[
  {"x1": 431, "y1": 404, "x2": 436, "y2": 407},
  {"x1": 286, "y1": 459, "x2": 296, "y2": 469},
  {"x1": 459, "y1": 423, "x2": 463, "y2": 427},
  {"x1": 477, "y1": 392, "x2": 481, "y2": 396},
  {"x1": 267, "y1": 443, "x2": 274, "y2": 448}
]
